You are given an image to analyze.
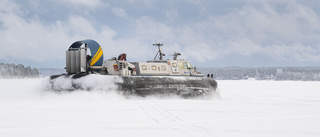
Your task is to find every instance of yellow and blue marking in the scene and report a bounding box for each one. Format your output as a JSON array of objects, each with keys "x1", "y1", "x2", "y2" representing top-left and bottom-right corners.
[
  {"x1": 90, "y1": 46, "x2": 103, "y2": 66},
  {"x1": 68, "y1": 39, "x2": 104, "y2": 66}
]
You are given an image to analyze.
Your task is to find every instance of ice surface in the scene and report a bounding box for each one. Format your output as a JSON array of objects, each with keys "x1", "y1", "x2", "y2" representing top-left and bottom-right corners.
[{"x1": 0, "y1": 78, "x2": 320, "y2": 137}]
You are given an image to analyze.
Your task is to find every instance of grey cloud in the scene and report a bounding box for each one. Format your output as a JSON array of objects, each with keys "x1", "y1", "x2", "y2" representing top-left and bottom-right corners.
[{"x1": 1, "y1": 0, "x2": 320, "y2": 67}]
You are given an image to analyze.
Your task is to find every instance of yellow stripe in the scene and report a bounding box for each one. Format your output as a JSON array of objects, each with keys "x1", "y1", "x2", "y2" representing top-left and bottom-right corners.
[
  {"x1": 90, "y1": 47, "x2": 102, "y2": 66},
  {"x1": 90, "y1": 47, "x2": 103, "y2": 66},
  {"x1": 91, "y1": 47, "x2": 101, "y2": 62}
]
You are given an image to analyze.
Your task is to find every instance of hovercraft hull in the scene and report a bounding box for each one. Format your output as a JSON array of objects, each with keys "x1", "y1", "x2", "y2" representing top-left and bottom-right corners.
[{"x1": 49, "y1": 74, "x2": 218, "y2": 98}]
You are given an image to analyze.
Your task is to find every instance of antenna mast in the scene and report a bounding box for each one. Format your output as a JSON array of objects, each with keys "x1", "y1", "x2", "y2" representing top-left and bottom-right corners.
[{"x1": 153, "y1": 43, "x2": 165, "y2": 60}]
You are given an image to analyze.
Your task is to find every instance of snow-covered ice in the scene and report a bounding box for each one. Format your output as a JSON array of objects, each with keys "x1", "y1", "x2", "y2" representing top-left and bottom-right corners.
[{"x1": 0, "y1": 78, "x2": 320, "y2": 137}]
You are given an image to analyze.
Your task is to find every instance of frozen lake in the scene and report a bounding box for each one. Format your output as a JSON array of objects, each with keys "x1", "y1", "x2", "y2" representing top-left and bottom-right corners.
[{"x1": 0, "y1": 78, "x2": 319, "y2": 137}]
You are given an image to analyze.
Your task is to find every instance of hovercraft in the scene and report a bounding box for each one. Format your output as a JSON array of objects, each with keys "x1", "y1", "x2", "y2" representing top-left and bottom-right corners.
[{"x1": 49, "y1": 39, "x2": 218, "y2": 97}]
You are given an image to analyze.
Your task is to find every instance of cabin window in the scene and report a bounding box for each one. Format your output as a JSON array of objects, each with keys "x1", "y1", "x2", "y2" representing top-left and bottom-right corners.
[
  {"x1": 142, "y1": 65, "x2": 147, "y2": 70},
  {"x1": 183, "y1": 62, "x2": 188, "y2": 69},
  {"x1": 179, "y1": 62, "x2": 183, "y2": 69},
  {"x1": 187, "y1": 62, "x2": 193, "y2": 69},
  {"x1": 161, "y1": 65, "x2": 166, "y2": 71},
  {"x1": 152, "y1": 65, "x2": 157, "y2": 71},
  {"x1": 172, "y1": 63, "x2": 177, "y2": 68}
]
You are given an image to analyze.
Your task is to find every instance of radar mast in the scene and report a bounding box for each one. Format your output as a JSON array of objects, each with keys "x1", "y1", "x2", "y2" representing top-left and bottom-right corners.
[{"x1": 153, "y1": 42, "x2": 165, "y2": 60}]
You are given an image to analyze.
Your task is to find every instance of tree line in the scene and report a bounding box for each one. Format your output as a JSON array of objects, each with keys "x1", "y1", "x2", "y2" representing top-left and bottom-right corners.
[
  {"x1": 0, "y1": 63, "x2": 39, "y2": 78},
  {"x1": 199, "y1": 67, "x2": 320, "y2": 81}
]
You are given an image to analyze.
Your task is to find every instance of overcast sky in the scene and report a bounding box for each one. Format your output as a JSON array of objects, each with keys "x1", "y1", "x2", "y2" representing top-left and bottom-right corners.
[{"x1": 1, "y1": 0, "x2": 320, "y2": 68}]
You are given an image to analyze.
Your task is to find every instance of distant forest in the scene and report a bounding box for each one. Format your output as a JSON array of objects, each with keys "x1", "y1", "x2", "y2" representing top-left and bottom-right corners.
[
  {"x1": 0, "y1": 63, "x2": 39, "y2": 78},
  {"x1": 199, "y1": 67, "x2": 320, "y2": 81},
  {"x1": 2, "y1": 63, "x2": 320, "y2": 81}
]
